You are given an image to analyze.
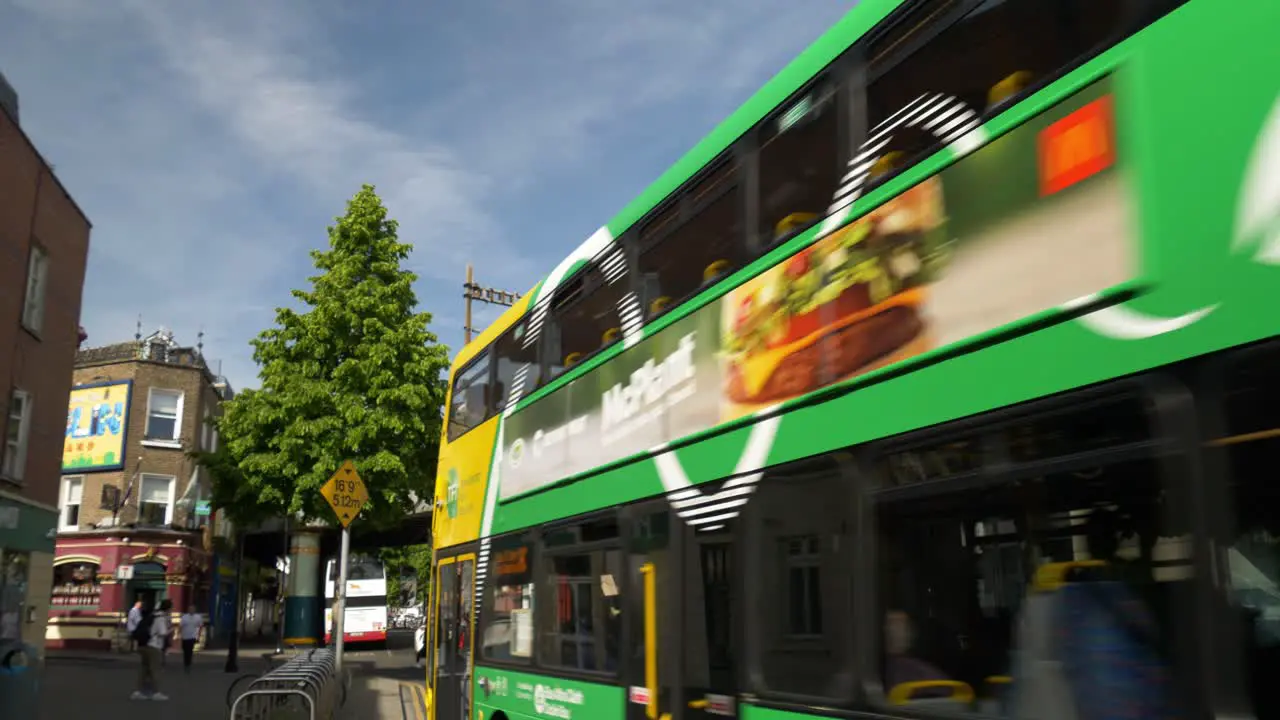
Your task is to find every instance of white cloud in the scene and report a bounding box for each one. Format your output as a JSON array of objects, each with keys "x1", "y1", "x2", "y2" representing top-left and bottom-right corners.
[
  {"x1": 428, "y1": 1, "x2": 855, "y2": 185},
  {"x1": 2, "y1": 0, "x2": 855, "y2": 391},
  {"x1": 129, "y1": 3, "x2": 520, "y2": 283}
]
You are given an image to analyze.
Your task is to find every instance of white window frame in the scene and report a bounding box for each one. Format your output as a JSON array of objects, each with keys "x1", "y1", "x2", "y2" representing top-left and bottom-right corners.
[
  {"x1": 143, "y1": 388, "x2": 184, "y2": 446},
  {"x1": 175, "y1": 464, "x2": 199, "y2": 529},
  {"x1": 2, "y1": 389, "x2": 32, "y2": 482},
  {"x1": 201, "y1": 416, "x2": 218, "y2": 452},
  {"x1": 59, "y1": 476, "x2": 84, "y2": 532},
  {"x1": 21, "y1": 244, "x2": 48, "y2": 334},
  {"x1": 138, "y1": 473, "x2": 176, "y2": 526}
]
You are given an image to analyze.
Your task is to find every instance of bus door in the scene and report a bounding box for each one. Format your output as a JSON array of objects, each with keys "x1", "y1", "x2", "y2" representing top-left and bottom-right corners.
[
  {"x1": 626, "y1": 500, "x2": 742, "y2": 720},
  {"x1": 627, "y1": 501, "x2": 678, "y2": 720},
  {"x1": 678, "y1": 511, "x2": 742, "y2": 720},
  {"x1": 431, "y1": 552, "x2": 476, "y2": 720}
]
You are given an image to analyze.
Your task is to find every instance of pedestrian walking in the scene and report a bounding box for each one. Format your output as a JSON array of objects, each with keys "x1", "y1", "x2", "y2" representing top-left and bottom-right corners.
[
  {"x1": 125, "y1": 600, "x2": 143, "y2": 652},
  {"x1": 179, "y1": 604, "x2": 203, "y2": 673},
  {"x1": 131, "y1": 599, "x2": 171, "y2": 701}
]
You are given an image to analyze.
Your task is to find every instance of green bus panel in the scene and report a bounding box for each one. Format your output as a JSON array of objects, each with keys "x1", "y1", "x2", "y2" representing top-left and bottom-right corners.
[
  {"x1": 473, "y1": 666, "x2": 624, "y2": 720},
  {"x1": 742, "y1": 705, "x2": 829, "y2": 720}
]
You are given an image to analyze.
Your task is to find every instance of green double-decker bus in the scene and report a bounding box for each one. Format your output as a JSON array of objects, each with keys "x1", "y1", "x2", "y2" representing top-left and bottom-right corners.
[{"x1": 424, "y1": 0, "x2": 1280, "y2": 718}]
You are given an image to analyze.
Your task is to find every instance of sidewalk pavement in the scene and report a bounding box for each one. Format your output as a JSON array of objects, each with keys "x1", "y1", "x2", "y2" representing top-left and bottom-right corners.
[
  {"x1": 39, "y1": 644, "x2": 423, "y2": 720},
  {"x1": 40, "y1": 646, "x2": 245, "y2": 720}
]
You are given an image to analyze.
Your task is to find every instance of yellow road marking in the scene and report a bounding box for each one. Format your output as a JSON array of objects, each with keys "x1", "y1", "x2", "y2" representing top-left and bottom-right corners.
[{"x1": 399, "y1": 682, "x2": 427, "y2": 720}]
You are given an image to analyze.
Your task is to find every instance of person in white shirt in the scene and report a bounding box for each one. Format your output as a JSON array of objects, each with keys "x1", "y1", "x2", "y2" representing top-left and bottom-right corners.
[
  {"x1": 132, "y1": 599, "x2": 171, "y2": 701},
  {"x1": 125, "y1": 601, "x2": 143, "y2": 651},
  {"x1": 179, "y1": 605, "x2": 203, "y2": 673}
]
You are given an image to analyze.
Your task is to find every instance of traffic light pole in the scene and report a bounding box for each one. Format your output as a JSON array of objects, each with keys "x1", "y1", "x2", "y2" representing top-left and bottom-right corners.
[{"x1": 463, "y1": 263, "x2": 521, "y2": 344}]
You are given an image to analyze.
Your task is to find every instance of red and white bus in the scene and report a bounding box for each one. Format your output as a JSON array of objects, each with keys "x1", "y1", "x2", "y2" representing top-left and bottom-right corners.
[{"x1": 323, "y1": 555, "x2": 388, "y2": 644}]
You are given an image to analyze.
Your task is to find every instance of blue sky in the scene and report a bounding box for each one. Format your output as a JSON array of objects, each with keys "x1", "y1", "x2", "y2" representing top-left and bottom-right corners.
[{"x1": 1, "y1": 0, "x2": 854, "y2": 391}]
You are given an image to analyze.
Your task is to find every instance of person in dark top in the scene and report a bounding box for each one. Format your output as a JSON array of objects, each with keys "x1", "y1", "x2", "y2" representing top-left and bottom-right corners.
[{"x1": 884, "y1": 609, "x2": 953, "y2": 696}]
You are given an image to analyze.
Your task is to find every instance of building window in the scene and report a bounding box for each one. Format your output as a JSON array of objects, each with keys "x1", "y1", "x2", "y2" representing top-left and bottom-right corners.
[
  {"x1": 145, "y1": 389, "x2": 184, "y2": 443},
  {"x1": 51, "y1": 561, "x2": 101, "y2": 609},
  {"x1": 147, "y1": 339, "x2": 168, "y2": 362},
  {"x1": 783, "y1": 535, "x2": 823, "y2": 637},
  {"x1": 751, "y1": 457, "x2": 853, "y2": 699},
  {"x1": 21, "y1": 245, "x2": 48, "y2": 334},
  {"x1": 60, "y1": 476, "x2": 84, "y2": 531},
  {"x1": 201, "y1": 417, "x2": 220, "y2": 452},
  {"x1": 138, "y1": 474, "x2": 175, "y2": 526},
  {"x1": 2, "y1": 389, "x2": 32, "y2": 481}
]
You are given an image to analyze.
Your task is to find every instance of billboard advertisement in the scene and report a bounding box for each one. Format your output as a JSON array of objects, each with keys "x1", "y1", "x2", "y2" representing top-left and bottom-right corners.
[
  {"x1": 63, "y1": 380, "x2": 132, "y2": 472},
  {"x1": 500, "y1": 77, "x2": 1132, "y2": 499}
]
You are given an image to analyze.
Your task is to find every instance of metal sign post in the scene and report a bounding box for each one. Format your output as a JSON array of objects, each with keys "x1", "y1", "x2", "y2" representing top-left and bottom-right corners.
[
  {"x1": 332, "y1": 527, "x2": 350, "y2": 671},
  {"x1": 320, "y1": 460, "x2": 368, "y2": 675}
]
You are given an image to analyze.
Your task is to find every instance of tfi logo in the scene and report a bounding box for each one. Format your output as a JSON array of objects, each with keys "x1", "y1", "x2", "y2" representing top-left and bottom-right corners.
[
  {"x1": 445, "y1": 468, "x2": 460, "y2": 519},
  {"x1": 508, "y1": 437, "x2": 525, "y2": 469}
]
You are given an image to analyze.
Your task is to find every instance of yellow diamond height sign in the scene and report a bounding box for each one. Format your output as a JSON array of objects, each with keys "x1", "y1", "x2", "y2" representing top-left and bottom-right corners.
[{"x1": 320, "y1": 460, "x2": 368, "y2": 527}]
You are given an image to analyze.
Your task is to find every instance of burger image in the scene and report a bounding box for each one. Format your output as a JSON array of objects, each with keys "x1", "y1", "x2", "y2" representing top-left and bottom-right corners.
[{"x1": 721, "y1": 178, "x2": 947, "y2": 406}]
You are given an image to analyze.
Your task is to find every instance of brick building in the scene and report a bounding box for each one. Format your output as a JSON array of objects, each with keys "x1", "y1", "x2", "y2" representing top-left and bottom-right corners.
[
  {"x1": 0, "y1": 70, "x2": 92, "y2": 670},
  {"x1": 45, "y1": 328, "x2": 234, "y2": 650}
]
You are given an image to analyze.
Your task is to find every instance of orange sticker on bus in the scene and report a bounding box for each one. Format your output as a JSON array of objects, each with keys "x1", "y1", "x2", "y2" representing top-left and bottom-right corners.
[
  {"x1": 1037, "y1": 94, "x2": 1116, "y2": 196},
  {"x1": 495, "y1": 546, "x2": 528, "y2": 575}
]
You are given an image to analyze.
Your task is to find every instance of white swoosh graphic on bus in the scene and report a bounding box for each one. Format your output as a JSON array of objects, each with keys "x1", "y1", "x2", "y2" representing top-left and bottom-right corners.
[
  {"x1": 652, "y1": 413, "x2": 781, "y2": 531},
  {"x1": 474, "y1": 421, "x2": 508, "y2": 607},
  {"x1": 1235, "y1": 95, "x2": 1280, "y2": 264},
  {"x1": 1077, "y1": 92, "x2": 1280, "y2": 340},
  {"x1": 1075, "y1": 302, "x2": 1219, "y2": 340},
  {"x1": 819, "y1": 92, "x2": 985, "y2": 238},
  {"x1": 503, "y1": 227, "x2": 643, "y2": 414}
]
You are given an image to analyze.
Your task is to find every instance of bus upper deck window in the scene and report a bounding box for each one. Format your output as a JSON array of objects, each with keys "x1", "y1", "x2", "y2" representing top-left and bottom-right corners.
[
  {"x1": 757, "y1": 80, "x2": 841, "y2": 248},
  {"x1": 492, "y1": 320, "x2": 540, "y2": 413},
  {"x1": 448, "y1": 351, "x2": 492, "y2": 441},
  {"x1": 634, "y1": 160, "x2": 744, "y2": 316},
  {"x1": 864, "y1": 0, "x2": 1133, "y2": 182},
  {"x1": 544, "y1": 261, "x2": 626, "y2": 380}
]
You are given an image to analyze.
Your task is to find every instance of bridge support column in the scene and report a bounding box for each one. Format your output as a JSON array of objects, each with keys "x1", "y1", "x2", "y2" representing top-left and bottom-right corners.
[{"x1": 282, "y1": 529, "x2": 322, "y2": 646}]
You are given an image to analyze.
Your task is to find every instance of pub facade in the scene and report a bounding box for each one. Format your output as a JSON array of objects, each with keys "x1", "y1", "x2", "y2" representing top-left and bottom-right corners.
[{"x1": 45, "y1": 329, "x2": 233, "y2": 650}]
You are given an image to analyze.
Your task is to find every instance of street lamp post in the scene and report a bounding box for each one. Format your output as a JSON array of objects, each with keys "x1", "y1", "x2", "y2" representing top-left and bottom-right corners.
[
  {"x1": 275, "y1": 516, "x2": 288, "y2": 655},
  {"x1": 224, "y1": 530, "x2": 245, "y2": 673}
]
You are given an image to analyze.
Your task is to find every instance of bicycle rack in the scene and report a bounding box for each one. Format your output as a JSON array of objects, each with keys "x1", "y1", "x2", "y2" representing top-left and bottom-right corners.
[{"x1": 228, "y1": 648, "x2": 345, "y2": 719}]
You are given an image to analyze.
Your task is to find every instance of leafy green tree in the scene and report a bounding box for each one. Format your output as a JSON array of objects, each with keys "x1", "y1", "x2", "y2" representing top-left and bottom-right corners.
[
  {"x1": 379, "y1": 543, "x2": 433, "y2": 607},
  {"x1": 201, "y1": 184, "x2": 450, "y2": 529}
]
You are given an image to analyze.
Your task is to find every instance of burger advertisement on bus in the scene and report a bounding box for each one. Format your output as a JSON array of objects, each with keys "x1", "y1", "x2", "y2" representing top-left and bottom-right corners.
[
  {"x1": 499, "y1": 77, "x2": 1132, "y2": 499},
  {"x1": 720, "y1": 179, "x2": 944, "y2": 414}
]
